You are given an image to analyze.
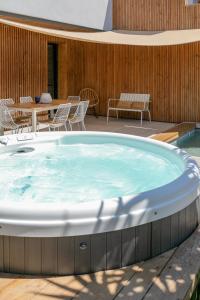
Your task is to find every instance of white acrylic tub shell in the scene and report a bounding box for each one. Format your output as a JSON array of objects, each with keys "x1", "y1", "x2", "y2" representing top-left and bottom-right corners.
[{"x1": 0, "y1": 132, "x2": 199, "y2": 237}]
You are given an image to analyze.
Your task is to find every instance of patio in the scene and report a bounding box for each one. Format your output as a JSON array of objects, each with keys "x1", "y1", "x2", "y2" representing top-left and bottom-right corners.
[
  {"x1": 23, "y1": 115, "x2": 173, "y2": 137},
  {"x1": 0, "y1": 115, "x2": 175, "y2": 138}
]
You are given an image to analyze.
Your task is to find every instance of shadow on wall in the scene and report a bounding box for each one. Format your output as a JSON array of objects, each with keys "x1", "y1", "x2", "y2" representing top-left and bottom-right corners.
[
  {"x1": 103, "y1": 0, "x2": 113, "y2": 31},
  {"x1": 113, "y1": 30, "x2": 164, "y2": 36}
]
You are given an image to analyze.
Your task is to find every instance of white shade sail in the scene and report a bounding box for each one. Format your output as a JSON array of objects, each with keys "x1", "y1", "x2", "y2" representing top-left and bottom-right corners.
[{"x1": 1, "y1": 16, "x2": 200, "y2": 46}]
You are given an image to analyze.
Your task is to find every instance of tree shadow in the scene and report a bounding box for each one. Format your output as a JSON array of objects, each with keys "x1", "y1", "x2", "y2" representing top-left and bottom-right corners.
[{"x1": 32, "y1": 228, "x2": 200, "y2": 299}]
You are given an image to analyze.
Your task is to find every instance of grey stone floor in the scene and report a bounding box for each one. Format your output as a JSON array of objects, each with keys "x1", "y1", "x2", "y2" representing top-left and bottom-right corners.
[
  {"x1": 79, "y1": 115, "x2": 175, "y2": 137},
  {"x1": 4, "y1": 115, "x2": 175, "y2": 137}
]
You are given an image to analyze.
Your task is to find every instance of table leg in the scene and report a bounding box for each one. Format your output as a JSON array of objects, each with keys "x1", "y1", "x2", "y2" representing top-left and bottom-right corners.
[
  {"x1": 32, "y1": 111, "x2": 37, "y2": 132},
  {"x1": 50, "y1": 109, "x2": 55, "y2": 119},
  {"x1": 0, "y1": 126, "x2": 4, "y2": 136}
]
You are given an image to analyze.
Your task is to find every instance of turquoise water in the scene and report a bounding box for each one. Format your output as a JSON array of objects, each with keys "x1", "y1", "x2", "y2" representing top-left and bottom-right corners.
[
  {"x1": 174, "y1": 129, "x2": 200, "y2": 157},
  {"x1": 0, "y1": 138, "x2": 185, "y2": 204}
]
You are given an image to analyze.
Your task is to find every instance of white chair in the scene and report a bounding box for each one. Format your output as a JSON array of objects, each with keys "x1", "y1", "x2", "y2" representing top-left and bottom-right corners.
[
  {"x1": 20, "y1": 96, "x2": 33, "y2": 104},
  {"x1": 0, "y1": 105, "x2": 29, "y2": 134},
  {"x1": 0, "y1": 98, "x2": 16, "y2": 115},
  {"x1": 38, "y1": 103, "x2": 71, "y2": 131},
  {"x1": 0, "y1": 98, "x2": 27, "y2": 124},
  {"x1": 68, "y1": 100, "x2": 89, "y2": 131},
  {"x1": 67, "y1": 96, "x2": 81, "y2": 103},
  {"x1": 0, "y1": 98, "x2": 14, "y2": 106},
  {"x1": 20, "y1": 96, "x2": 33, "y2": 121},
  {"x1": 67, "y1": 96, "x2": 80, "y2": 118}
]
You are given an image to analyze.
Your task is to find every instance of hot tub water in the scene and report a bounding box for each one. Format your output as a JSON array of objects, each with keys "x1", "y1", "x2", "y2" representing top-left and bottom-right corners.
[{"x1": 0, "y1": 138, "x2": 184, "y2": 204}]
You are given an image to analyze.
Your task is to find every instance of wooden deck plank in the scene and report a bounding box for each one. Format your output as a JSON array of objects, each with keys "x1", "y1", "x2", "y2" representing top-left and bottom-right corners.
[
  {"x1": 113, "y1": 250, "x2": 175, "y2": 300},
  {"x1": 143, "y1": 226, "x2": 200, "y2": 300},
  {"x1": 30, "y1": 275, "x2": 92, "y2": 300},
  {"x1": 151, "y1": 122, "x2": 196, "y2": 143},
  {"x1": 73, "y1": 264, "x2": 144, "y2": 300},
  {"x1": 0, "y1": 277, "x2": 50, "y2": 300},
  {"x1": 0, "y1": 273, "x2": 22, "y2": 293},
  {"x1": 0, "y1": 274, "x2": 91, "y2": 300}
]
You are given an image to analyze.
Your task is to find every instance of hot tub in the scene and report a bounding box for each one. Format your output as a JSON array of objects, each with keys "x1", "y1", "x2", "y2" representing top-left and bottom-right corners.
[{"x1": 0, "y1": 132, "x2": 199, "y2": 275}]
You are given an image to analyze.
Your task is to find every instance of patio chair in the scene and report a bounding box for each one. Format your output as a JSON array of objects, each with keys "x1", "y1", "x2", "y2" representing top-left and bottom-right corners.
[
  {"x1": 20, "y1": 96, "x2": 48, "y2": 121},
  {"x1": 19, "y1": 96, "x2": 33, "y2": 121},
  {"x1": 20, "y1": 96, "x2": 33, "y2": 104},
  {"x1": 0, "y1": 105, "x2": 30, "y2": 134},
  {"x1": 0, "y1": 98, "x2": 25, "y2": 123},
  {"x1": 67, "y1": 96, "x2": 81, "y2": 118},
  {"x1": 0, "y1": 98, "x2": 14, "y2": 106},
  {"x1": 67, "y1": 96, "x2": 81, "y2": 103},
  {"x1": 79, "y1": 88, "x2": 99, "y2": 118},
  {"x1": 67, "y1": 100, "x2": 89, "y2": 131},
  {"x1": 38, "y1": 103, "x2": 71, "y2": 131},
  {"x1": 0, "y1": 98, "x2": 15, "y2": 115}
]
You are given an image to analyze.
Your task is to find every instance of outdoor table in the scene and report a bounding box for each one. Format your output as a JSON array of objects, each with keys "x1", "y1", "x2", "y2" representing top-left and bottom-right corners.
[{"x1": 8, "y1": 99, "x2": 79, "y2": 132}]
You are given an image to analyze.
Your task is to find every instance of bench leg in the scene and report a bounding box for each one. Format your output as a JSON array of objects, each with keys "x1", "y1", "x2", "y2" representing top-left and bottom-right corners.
[
  {"x1": 141, "y1": 111, "x2": 143, "y2": 126},
  {"x1": 116, "y1": 110, "x2": 119, "y2": 119},
  {"x1": 148, "y1": 110, "x2": 151, "y2": 122},
  {"x1": 107, "y1": 108, "x2": 110, "y2": 124}
]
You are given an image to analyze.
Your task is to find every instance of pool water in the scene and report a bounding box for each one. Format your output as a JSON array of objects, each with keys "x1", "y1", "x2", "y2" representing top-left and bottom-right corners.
[
  {"x1": 174, "y1": 129, "x2": 200, "y2": 157},
  {"x1": 0, "y1": 138, "x2": 185, "y2": 204}
]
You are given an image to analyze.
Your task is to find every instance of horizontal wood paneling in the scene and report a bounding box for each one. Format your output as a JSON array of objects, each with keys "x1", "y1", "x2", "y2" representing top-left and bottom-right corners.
[
  {"x1": 1, "y1": 23, "x2": 200, "y2": 123},
  {"x1": 113, "y1": 0, "x2": 200, "y2": 31}
]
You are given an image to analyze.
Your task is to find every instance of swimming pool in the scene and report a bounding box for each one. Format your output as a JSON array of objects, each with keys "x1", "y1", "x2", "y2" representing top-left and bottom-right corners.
[
  {"x1": 173, "y1": 129, "x2": 200, "y2": 157},
  {"x1": 0, "y1": 132, "x2": 199, "y2": 275}
]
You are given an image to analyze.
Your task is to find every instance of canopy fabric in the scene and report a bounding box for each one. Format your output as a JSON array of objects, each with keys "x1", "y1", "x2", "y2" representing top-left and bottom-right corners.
[{"x1": 1, "y1": 16, "x2": 200, "y2": 46}]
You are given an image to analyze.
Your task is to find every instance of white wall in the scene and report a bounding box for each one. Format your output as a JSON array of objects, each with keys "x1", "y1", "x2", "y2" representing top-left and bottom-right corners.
[{"x1": 0, "y1": 0, "x2": 113, "y2": 30}]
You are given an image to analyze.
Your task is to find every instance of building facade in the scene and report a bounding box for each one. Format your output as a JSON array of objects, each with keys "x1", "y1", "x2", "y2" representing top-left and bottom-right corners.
[{"x1": 0, "y1": 0, "x2": 200, "y2": 123}]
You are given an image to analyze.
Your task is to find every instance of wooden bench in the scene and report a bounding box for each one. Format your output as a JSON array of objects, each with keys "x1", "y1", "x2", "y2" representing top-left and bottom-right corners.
[{"x1": 107, "y1": 93, "x2": 151, "y2": 125}]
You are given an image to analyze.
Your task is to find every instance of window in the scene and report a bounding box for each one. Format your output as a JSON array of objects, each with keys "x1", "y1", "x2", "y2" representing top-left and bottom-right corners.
[{"x1": 186, "y1": 0, "x2": 200, "y2": 5}]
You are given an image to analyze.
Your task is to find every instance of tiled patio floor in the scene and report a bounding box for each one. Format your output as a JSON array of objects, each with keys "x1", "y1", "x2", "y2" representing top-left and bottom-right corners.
[
  {"x1": 75, "y1": 116, "x2": 175, "y2": 137},
  {"x1": 3, "y1": 115, "x2": 175, "y2": 137}
]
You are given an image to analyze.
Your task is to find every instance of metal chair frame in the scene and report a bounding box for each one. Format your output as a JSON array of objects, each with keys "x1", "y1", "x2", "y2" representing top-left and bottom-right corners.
[
  {"x1": 38, "y1": 103, "x2": 72, "y2": 131},
  {"x1": 68, "y1": 100, "x2": 89, "y2": 131},
  {"x1": 0, "y1": 98, "x2": 14, "y2": 106},
  {"x1": 0, "y1": 105, "x2": 29, "y2": 134}
]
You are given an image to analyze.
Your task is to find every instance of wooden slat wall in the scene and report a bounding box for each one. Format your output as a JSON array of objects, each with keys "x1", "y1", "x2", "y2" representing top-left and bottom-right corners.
[
  {"x1": 66, "y1": 40, "x2": 200, "y2": 123},
  {"x1": 1, "y1": 23, "x2": 200, "y2": 123},
  {"x1": 113, "y1": 0, "x2": 200, "y2": 31},
  {"x1": 0, "y1": 23, "x2": 67, "y2": 104}
]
